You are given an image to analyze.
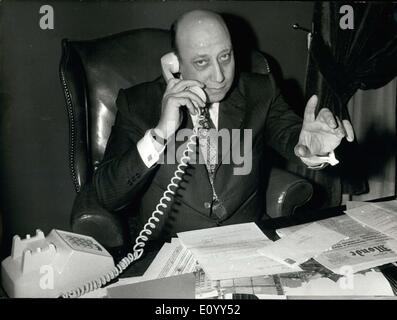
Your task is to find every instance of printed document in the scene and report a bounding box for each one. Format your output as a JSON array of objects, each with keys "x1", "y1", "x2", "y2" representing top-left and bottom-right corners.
[
  {"x1": 258, "y1": 222, "x2": 346, "y2": 268},
  {"x1": 177, "y1": 223, "x2": 301, "y2": 280}
]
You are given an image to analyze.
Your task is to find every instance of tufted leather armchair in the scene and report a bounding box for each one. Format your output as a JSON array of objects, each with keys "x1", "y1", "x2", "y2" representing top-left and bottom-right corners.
[{"x1": 59, "y1": 28, "x2": 313, "y2": 250}]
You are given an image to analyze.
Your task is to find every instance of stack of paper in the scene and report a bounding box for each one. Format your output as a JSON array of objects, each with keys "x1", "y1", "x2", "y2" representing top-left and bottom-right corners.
[
  {"x1": 114, "y1": 238, "x2": 198, "y2": 288},
  {"x1": 177, "y1": 223, "x2": 302, "y2": 281},
  {"x1": 143, "y1": 238, "x2": 198, "y2": 278}
]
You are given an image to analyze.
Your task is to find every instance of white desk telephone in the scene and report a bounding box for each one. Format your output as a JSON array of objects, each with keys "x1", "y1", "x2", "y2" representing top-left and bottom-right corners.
[
  {"x1": 1, "y1": 229, "x2": 114, "y2": 298},
  {"x1": 2, "y1": 52, "x2": 208, "y2": 298}
]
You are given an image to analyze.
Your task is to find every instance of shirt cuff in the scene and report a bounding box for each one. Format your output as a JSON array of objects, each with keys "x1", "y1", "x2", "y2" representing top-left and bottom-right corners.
[
  {"x1": 137, "y1": 129, "x2": 166, "y2": 168},
  {"x1": 299, "y1": 151, "x2": 339, "y2": 170},
  {"x1": 301, "y1": 160, "x2": 329, "y2": 170},
  {"x1": 299, "y1": 156, "x2": 328, "y2": 168}
]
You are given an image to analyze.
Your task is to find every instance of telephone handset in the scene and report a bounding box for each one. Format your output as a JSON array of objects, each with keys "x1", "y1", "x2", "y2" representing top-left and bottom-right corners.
[
  {"x1": 160, "y1": 51, "x2": 180, "y2": 83},
  {"x1": 1, "y1": 53, "x2": 206, "y2": 298},
  {"x1": 160, "y1": 52, "x2": 207, "y2": 106}
]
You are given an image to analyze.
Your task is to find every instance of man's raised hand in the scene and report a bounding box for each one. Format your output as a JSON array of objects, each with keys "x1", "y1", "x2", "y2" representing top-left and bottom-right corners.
[{"x1": 294, "y1": 95, "x2": 354, "y2": 161}]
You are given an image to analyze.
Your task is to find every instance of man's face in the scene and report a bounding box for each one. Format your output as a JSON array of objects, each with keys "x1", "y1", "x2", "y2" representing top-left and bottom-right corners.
[{"x1": 177, "y1": 19, "x2": 235, "y2": 103}]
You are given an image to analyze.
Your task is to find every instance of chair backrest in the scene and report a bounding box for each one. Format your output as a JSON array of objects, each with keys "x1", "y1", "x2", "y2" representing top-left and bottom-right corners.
[{"x1": 59, "y1": 28, "x2": 270, "y2": 192}]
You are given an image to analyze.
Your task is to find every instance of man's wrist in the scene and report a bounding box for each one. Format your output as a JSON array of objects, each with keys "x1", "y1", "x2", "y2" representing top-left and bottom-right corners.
[
  {"x1": 137, "y1": 129, "x2": 166, "y2": 168},
  {"x1": 151, "y1": 128, "x2": 167, "y2": 146}
]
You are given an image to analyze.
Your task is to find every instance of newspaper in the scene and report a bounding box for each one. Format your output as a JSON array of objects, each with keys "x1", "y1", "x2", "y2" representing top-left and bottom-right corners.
[
  {"x1": 346, "y1": 200, "x2": 397, "y2": 240},
  {"x1": 276, "y1": 214, "x2": 397, "y2": 274}
]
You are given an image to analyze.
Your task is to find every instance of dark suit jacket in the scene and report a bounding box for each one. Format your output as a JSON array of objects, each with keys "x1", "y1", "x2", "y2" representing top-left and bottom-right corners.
[{"x1": 93, "y1": 72, "x2": 303, "y2": 240}]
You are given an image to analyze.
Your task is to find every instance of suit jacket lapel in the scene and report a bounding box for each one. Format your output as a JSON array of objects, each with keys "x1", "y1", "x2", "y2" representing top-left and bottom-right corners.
[
  {"x1": 218, "y1": 86, "x2": 246, "y2": 132},
  {"x1": 216, "y1": 85, "x2": 246, "y2": 172}
]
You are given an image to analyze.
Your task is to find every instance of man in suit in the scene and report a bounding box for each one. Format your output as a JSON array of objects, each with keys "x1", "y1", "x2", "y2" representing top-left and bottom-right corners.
[{"x1": 93, "y1": 10, "x2": 354, "y2": 242}]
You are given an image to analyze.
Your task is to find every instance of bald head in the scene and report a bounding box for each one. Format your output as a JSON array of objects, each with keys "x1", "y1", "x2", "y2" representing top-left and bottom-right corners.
[
  {"x1": 172, "y1": 10, "x2": 231, "y2": 56},
  {"x1": 170, "y1": 10, "x2": 235, "y2": 103}
]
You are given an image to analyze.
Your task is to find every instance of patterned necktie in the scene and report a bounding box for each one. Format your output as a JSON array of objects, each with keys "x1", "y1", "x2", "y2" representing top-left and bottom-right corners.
[{"x1": 197, "y1": 106, "x2": 227, "y2": 220}]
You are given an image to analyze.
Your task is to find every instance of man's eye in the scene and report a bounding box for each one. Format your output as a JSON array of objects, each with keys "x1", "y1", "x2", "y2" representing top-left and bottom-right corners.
[
  {"x1": 195, "y1": 60, "x2": 208, "y2": 67},
  {"x1": 219, "y1": 53, "x2": 231, "y2": 62}
]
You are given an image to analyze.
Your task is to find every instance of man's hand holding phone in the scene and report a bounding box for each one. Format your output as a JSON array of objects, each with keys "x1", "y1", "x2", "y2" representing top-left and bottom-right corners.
[{"x1": 154, "y1": 79, "x2": 206, "y2": 140}]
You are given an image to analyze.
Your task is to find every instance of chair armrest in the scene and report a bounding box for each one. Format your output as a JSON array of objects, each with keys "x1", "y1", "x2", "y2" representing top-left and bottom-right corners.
[
  {"x1": 70, "y1": 183, "x2": 125, "y2": 248},
  {"x1": 265, "y1": 167, "x2": 313, "y2": 219}
]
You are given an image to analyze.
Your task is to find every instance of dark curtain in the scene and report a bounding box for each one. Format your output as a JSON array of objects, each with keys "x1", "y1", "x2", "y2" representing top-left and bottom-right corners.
[{"x1": 290, "y1": 2, "x2": 397, "y2": 210}]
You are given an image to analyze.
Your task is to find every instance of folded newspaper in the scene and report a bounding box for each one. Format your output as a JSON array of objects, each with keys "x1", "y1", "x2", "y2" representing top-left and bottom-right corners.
[{"x1": 276, "y1": 206, "x2": 397, "y2": 275}]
